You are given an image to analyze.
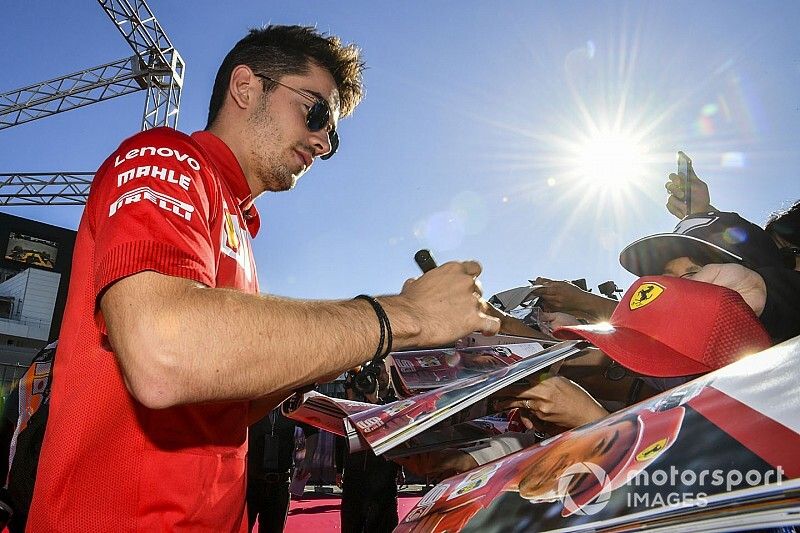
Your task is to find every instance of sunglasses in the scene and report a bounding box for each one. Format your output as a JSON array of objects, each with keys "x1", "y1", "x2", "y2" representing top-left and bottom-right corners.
[{"x1": 254, "y1": 73, "x2": 339, "y2": 160}]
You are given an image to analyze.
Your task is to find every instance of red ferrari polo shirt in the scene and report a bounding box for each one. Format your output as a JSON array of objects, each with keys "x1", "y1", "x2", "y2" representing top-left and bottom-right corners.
[{"x1": 29, "y1": 128, "x2": 260, "y2": 532}]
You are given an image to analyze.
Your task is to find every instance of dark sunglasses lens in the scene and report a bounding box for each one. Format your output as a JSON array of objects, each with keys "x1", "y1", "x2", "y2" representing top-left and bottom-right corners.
[
  {"x1": 306, "y1": 102, "x2": 330, "y2": 131},
  {"x1": 320, "y1": 129, "x2": 339, "y2": 161}
]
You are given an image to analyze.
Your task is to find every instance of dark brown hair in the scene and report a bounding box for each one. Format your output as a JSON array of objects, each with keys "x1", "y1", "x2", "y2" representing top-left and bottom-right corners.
[
  {"x1": 206, "y1": 25, "x2": 365, "y2": 128},
  {"x1": 765, "y1": 199, "x2": 800, "y2": 246}
]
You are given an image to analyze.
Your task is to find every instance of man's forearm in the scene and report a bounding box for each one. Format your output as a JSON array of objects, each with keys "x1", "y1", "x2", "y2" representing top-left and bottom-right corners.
[
  {"x1": 104, "y1": 273, "x2": 422, "y2": 409},
  {"x1": 484, "y1": 305, "x2": 554, "y2": 340}
]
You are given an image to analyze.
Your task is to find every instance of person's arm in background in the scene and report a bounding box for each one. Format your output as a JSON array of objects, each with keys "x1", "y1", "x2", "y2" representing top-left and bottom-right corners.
[
  {"x1": 295, "y1": 425, "x2": 319, "y2": 478},
  {"x1": 530, "y1": 278, "x2": 618, "y2": 321},
  {"x1": 482, "y1": 304, "x2": 554, "y2": 340},
  {"x1": 398, "y1": 373, "x2": 620, "y2": 478},
  {"x1": 665, "y1": 165, "x2": 717, "y2": 219},
  {"x1": 537, "y1": 311, "x2": 580, "y2": 336},
  {"x1": 493, "y1": 376, "x2": 609, "y2": 429}
]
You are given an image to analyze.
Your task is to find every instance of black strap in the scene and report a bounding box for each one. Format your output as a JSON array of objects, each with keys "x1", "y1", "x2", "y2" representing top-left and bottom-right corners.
[{"x1": 354, "y1": 294, "x2": 393, "y2": 360}]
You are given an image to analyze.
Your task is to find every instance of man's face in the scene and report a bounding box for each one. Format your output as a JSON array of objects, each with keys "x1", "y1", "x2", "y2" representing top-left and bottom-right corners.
[
  {"x1": 662, "y1": 256, "x2": 704, "y2": 278},
  {"x1": 516, "y1": 417, "x2": 638, "y2": 500},
  {"x1": 246, "y1": 62, "x2": 340, "y2": 194}
]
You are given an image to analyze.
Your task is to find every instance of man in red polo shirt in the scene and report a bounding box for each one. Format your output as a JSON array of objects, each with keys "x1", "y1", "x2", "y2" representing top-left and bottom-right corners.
[{"x1": 28, "y1": 26, "x2": 500, "y2": 532}]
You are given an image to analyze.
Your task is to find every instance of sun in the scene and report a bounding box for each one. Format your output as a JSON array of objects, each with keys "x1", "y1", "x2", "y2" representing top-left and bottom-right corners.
[{"x1": 574, "y1": 131, "x2": 649, "y2": 189}]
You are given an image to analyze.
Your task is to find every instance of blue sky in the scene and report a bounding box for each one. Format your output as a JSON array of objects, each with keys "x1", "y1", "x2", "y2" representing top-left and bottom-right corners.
[{"x1": 2, "y1": 1, "x2": 799, "y2": 300}]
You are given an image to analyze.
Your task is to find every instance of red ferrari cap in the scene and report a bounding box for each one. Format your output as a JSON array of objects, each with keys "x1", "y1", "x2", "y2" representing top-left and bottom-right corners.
[{"x1": 553, "y1": 276, "x2": 771, "y2": 377}]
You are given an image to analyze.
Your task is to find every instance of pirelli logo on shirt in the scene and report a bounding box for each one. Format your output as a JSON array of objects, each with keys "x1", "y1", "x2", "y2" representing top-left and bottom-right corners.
[{"x1": 109, "y1": 187, "x2": 194, "y2": 221}]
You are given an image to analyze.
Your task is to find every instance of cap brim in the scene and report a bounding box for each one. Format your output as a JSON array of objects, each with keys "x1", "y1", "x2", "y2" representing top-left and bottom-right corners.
[
  {"x1": 554, "y1": 324, "x2": 713, "y2": 377},
  {"x1": 619, "y1": 234, "x2": 743, "y2": 276}
]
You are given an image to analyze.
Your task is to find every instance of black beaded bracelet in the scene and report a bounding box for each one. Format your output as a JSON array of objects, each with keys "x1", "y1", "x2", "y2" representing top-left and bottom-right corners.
[{"x1": 355, "y1": 294, "x2": 393, "y2": 359}]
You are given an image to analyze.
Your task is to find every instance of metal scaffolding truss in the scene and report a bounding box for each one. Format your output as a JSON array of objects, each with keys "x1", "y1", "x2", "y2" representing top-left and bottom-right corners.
[
  {"x1": 98, "y1": 0, "x2": 185, "y2": 130},
  {"x1": 0, "y1": 0, "x2": 184, "y2": 205},
  {"x1": 0, "y1": 56, "x2": 147, "y2": 129},
  {"x1": 0, "y1": 173, "x2": 95, "y2": 205}
]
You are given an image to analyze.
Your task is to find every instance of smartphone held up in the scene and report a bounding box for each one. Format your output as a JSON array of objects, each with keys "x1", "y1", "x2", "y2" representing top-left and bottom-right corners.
[{"x1": 677, "y1": 151, "x2": 693, "y2": 215}]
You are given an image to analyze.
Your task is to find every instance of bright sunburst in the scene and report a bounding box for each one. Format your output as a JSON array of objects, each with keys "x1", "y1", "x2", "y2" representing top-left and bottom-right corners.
[{"x1": 573, "y1": 131, "x2": 649, "y2": 189}]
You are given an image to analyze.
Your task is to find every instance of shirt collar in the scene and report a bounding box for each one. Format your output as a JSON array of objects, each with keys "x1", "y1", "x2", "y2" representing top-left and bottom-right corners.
[{"x1": 191, "y1": 131, "x2": 260, "y2": 237}]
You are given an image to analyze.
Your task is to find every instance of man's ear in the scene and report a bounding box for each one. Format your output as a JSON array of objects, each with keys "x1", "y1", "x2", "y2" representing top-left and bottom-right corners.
[{"x1": 228, "y1": 65, "x2": 258, "y2": 111}]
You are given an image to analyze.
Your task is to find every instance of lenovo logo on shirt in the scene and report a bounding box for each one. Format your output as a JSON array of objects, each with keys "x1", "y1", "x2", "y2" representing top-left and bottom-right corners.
[
  {"x1": 113, "y1": 146, "x2": 201, "y2": 171},
  {"x1": 109, "y1": 187, "x2": 195, "y2": 221}
]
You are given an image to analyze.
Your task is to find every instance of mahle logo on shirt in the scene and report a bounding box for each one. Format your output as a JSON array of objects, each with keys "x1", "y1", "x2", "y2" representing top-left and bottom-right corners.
[
  {"x1": 629, "y1": 282, "x2": 664, "y2": 310},
  {"x1": 117, "y1": 165, "x2": 192, "y2": 191}
]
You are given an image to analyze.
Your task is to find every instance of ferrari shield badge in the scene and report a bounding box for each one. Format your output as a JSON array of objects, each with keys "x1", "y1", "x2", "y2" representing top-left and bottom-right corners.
[
  {"x1": 224, "y1": 211, "x2": 240, "y2": 252},
  {"x1": 629, "y1": 282, "x2": 664, "y2": 310},
  {"x1": 636, "y1": 438, "x2": 669, "y2": 462}
]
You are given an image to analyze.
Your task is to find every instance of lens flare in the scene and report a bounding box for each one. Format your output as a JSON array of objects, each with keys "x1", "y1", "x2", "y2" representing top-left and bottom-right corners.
[{"x1": 574, "y1": 132, "x2": 649, "y2": 189}]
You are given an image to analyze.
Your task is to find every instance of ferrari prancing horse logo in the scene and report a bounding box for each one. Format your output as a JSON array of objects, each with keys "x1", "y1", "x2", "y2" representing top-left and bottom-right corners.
[
  {"x1": 636, "y1": 438, "x2": 669, "y2": 461},
  {"x1": 629, "y1": 282, "x2": 665, "y2": 310}
]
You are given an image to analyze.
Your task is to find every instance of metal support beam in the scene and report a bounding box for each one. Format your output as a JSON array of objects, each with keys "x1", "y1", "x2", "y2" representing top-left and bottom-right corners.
[
  {"x1": 0, "y1": 173, "x2": 95, "y2": 205},
  {"x1": 98, "y1": 0, "x2": 184, "y2": 130},
  {"x1": 0, "y1": 0, "x2": 184, "y2": 205},
  {"x1": 0, "y1": 57, "x2": 147, "y2": 130}
]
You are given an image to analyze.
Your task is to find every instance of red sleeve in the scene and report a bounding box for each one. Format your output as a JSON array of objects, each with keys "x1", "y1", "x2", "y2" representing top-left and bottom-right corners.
[{"x1": 89, "y1": 129, "x2": 219, "y2": 303}]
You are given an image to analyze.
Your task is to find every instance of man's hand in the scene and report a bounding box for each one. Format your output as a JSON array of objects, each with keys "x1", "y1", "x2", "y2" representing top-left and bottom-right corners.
[
  {"x1": 665, "y1": 167, "x2": 714, "y2": 219},
  {"x1": 530, "y1": 278, "x2": 590, "y2": 315},
  {"x1": 531, "y1": 278, "x2": 617, "y2": 320},
  {"x1": 394, "y1": 261, "x2": 501, "y2": 346},
  {"x1": 483, "y1": 305, "x2": 554, "y2": 340},
  {"x1": 493, "y1": 376, "x2": 608, "y2": 429},
  {"x1": 690, "y1": 263, "x2": 767, "y2": 315},
  {"x1": 538, "y1": 311, "x2": 581, "y2": 335},
  {"x1": 394, "y1": 449, "x2": 478, "y2": 480}
]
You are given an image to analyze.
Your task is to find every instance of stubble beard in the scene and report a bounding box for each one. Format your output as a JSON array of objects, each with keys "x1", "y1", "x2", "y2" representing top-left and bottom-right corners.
[
  {"x1": 248, "y1": 100, "x2": 296, "y2": 193},
  {"x1": 261, "y1": 153, "x2": 295, "y2": 193}
]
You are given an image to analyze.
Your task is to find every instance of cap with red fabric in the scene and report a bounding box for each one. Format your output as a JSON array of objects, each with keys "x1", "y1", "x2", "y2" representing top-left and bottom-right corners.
[{"x1": 553, "y1": 276, "x2": 772, "y2": 377}]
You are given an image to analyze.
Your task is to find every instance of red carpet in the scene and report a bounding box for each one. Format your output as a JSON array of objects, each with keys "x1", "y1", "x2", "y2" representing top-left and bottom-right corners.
[{"x1": 280, "y1": 494, "x2": 421, "y2": 532}]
